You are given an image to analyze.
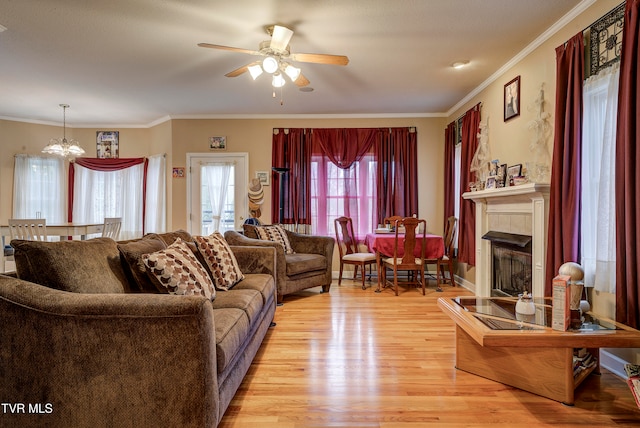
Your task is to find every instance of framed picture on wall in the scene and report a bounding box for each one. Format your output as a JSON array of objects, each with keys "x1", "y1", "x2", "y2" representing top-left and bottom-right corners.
[
  {"x1": 209, "y1": 136, "x2": 226, "y2": 150},
  {"x1": 255, "y1": 171, "x2": 270, "y2": 186},
  {"x1": 504, "y1": 75, "x2": 520, "y2": 121},
  {"x1": 96, "y1": 131, "x2": 119, "y2": 158}
]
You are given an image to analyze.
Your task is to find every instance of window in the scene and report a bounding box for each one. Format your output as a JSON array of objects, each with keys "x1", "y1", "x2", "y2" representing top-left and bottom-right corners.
[
  {"x1": 453, "y1": 142, "x2": 462, "y2": 250},
  {"x1": 580, "y1": 64, "x2": 619, "y2": 293},
  {"x1": 72, "y1": 163, "x2": 144, "y2": 240},
  {"x1": 310, "y1": 154, "x2": 377, "y2": 240},
  {"x1": 13, "y1": 155, "x2": 65, "y2": 223}
]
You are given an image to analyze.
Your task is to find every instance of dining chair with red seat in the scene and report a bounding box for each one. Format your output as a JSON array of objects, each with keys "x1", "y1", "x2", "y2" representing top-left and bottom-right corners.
[
  {"x1": 378, "y1": 216, "x2": 427, "y2": 296},
  {"x1": 334, "y1": 216, "x2": 377, "y2": 289}
]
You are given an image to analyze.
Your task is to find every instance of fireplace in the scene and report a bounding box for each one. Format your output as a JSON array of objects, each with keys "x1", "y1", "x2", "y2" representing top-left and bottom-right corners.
[
  {"x1": 462, "y1": 183, "x2": 550, "y2": 298},
  {"x1": 482, "y1": 231, "x2": 532, "y2": 297}
]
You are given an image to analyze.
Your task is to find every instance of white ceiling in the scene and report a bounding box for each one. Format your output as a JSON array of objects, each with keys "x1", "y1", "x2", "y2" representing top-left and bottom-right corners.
[{"x1": 0, "y1": 0, "x2": 584, "y2": 127}]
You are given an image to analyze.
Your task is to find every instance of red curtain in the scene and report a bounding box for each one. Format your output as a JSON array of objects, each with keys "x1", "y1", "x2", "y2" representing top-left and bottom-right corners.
[
  {"x1": 544, "y1": 33, "x2": 584, "y2": 296},
  {"x1": 457, "y1": 104, "x2": 480, "y2": 266},
  {"x1": 271, "y1": 129, "x2": 312, "y2": 225},
  {"x1": 616, "y1": 0, "x2": 640, "y2": 328},
  {"x1": 271, "y1": 127, "x2": 418, "y2": 227},
  {"x1": 68, "y1": 157, "x2": 148, "y2": 231},
  {"x1": 375, "y1": 128, "x2": 418, "y2": 224},
  {"x1": 443, "y1": 121, "x2": 457, "y2": 230},
  {"x1": 311, "y1": 128, "x2": 377, "y2": 169}
]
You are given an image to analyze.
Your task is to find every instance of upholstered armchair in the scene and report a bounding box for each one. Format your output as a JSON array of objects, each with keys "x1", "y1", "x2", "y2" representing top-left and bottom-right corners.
[{"x1": 225, "y1": 225, "x2": 334, "y2": 304}]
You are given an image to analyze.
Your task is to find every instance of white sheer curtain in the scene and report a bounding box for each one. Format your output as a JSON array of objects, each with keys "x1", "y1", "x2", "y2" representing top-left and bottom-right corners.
[
  {"x1": 202, "y1": 162, "x2": 232, "y2": 233},
  {"x1": 145, "y1": 154, "x2": 166, "y2": 233},
  {"x1": 581, "y1": 63, "x2": 619, "y2": 293},
  {"x1": 13, "y1": 155, "x2": 65, "y2": 223},
  {"x1": 73, "y1": 163, "x2": 144, "y2": 240}
]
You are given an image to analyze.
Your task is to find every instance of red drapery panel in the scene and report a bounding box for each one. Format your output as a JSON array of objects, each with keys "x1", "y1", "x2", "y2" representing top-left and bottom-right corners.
[
  {"x1": 375, "y1": 128, "x2": 418, "y2": 224},
  {"x1": 545, "y1": 33, "x2": 584, "y2": 296},
  {"x1": 68, "y1": 157, "x2": 148, "y2": 232},
  {"x1": 457, "y1": 104, "x2": 480, "y2": 266},
  {"x1": 443, "y1": 121, "x2": 457, "y2": 230},
  {"x1": 311, "y1": 128, "x2": 377, "y2": 169},
  {"x1": 616, "y1": 0, "x2": 640, "y2": 328},
  {"x1": 271, "y1": 129, "x2": 312, "y2": 224}
]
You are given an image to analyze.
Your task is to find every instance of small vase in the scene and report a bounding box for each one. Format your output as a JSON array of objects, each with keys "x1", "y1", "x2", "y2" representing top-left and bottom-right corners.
[{"x1": 515, "y1": 292, "x2": 536, "y2": 316}]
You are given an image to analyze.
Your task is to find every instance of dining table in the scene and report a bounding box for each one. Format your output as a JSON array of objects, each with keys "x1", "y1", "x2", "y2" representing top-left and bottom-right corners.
[{"x1": 364, "y1": 231, "x2": 445, "y2": 291}]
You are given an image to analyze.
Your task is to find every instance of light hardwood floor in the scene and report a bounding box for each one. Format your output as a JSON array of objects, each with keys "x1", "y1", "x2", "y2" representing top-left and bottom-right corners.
[{"x1": 220, "y1": 278, "x2": 640, "y2": 427}]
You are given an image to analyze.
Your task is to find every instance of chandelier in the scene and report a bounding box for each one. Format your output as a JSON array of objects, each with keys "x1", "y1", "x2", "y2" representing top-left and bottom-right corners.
[{"x1": 42, "y1": 104, "x2": 85, "y2": 157}]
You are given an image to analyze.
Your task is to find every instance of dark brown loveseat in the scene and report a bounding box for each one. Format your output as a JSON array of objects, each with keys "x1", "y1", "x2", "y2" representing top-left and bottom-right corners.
[
  {"x1": 0, "y1": 231, "x2": 276, "y2": 427},
  {"x1": 225, "y1": 225, "x2": 334, "y2": 304}
]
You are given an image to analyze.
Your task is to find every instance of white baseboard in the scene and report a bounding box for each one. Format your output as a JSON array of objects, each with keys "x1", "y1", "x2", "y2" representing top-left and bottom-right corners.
[{"x1": 600, "y1": 349, "x2": 631, "y2": 379}]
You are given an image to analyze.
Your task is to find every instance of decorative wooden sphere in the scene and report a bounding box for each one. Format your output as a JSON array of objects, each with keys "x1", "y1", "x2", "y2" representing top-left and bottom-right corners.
[{"x1": 558, "y1": 262, "x2": 584, "y2": 281}]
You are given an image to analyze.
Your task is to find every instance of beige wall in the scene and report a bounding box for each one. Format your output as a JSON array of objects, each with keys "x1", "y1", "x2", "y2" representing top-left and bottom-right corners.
[
  {"x1": 445, "y1": 0, "x2": 622, "y2": 318},
  {"x1": 167, "y1": 117, "x2": 445, "y2": 233}
]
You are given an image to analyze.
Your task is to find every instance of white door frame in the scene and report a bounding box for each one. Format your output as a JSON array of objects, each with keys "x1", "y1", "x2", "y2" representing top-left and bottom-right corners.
[{"x1": 186, "y1": 152, "x2": 249, "y2": 235}]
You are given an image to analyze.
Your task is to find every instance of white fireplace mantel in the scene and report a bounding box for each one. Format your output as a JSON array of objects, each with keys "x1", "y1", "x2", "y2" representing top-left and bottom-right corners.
[{"x1": 463, "y1": 182, "x2": 550, "y2": 298}]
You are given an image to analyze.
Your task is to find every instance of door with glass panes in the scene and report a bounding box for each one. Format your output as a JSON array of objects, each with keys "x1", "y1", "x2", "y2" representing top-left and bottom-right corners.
[{"x1": 187, "y1": 153, "x2": 248, "y2": 235}]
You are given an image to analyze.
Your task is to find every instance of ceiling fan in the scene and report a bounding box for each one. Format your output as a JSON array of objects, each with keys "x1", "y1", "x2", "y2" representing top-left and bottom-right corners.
[{"x1": 198, "y1": 25, "x2": 349, "y2": 89}]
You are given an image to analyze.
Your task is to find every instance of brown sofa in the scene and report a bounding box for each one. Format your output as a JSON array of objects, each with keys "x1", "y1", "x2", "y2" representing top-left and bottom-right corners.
[
  {"x1": 0, "y1": 231, "x2": 276, "y2": 427},
  {"x1": 224, "y1": 225, "x2": 334, "y2": 304}
]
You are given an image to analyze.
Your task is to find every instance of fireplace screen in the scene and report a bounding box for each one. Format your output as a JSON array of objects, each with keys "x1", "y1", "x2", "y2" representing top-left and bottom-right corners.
[{"x1": 482, "y1": 231, "x2": 532, "y2": 297}]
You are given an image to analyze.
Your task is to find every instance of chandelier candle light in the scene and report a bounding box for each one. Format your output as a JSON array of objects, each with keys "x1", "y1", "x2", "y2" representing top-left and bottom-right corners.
[{"x1": 42, "y1": 104, "x2": 85, "y2": 157}]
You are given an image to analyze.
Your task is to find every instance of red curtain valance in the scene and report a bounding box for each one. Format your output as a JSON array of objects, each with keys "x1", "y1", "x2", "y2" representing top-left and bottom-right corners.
[
  {"x1": 74, "y1": 157, "x2": 145, "y2": 171},
  {"x1": 311, "y1": 128, "x2": 377, "y2": 169}
]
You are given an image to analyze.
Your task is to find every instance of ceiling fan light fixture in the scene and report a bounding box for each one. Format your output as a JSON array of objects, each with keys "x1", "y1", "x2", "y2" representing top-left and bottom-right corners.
[
  {"x1": 272, "y1": 73, "x2": 286, "y2": 88},
  {"x1": 248, "y1": 64, "x2": 263, "y2": 80},
  {"x1": 262, "y1": 56, "x2": 279, "y2": 74},
  {"x1": 284, "y1": 64, "x2": 301, "y2": 82}
]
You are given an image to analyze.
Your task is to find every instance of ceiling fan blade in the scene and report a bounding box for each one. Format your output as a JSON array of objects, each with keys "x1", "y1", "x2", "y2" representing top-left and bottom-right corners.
[
  {"x1": 289, "y1": 52, "x2": 349, "y2": 66},
  {"x1": 197, "y1": 43, "x2": 261, "y2": 56},
  {"x1": 225, "y1": 63, "x2": 251, "y2": 78},
  {"x1": 270, "y1": 25, "x2": 294, "y2": 53},
  {"x1": 294, "y1": 73, "x2": 310, "y2": 87}
]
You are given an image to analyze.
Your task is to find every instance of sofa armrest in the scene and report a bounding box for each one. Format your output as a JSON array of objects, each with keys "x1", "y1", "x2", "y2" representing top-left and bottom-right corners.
[
  {"x1": 225, "y1": 231, "x2": 287, "y2": 288},
  {"x1": 229, "y1": 245, "x2": 277, "y2": 277},
  {"x1": 0, "y1": 275, "x2": 218, "y2": 427},
  {"x1": 285, "y1": 230, "x2": 335, "y2": 258}
]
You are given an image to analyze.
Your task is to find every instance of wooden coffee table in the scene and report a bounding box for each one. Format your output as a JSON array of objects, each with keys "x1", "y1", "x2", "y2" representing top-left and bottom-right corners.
[{"x1": 438, "y1": 296, "x2": 640, "y2": 405}]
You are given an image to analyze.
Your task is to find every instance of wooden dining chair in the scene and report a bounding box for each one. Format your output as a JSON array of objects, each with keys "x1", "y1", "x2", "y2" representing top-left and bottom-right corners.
[
  {"x1": 383, "y1": 216, "x2": 403, "y2": 227},
  {"x1": 334, "y1": 216, "x2": 377, "y2": 289},
  {"x1": 425, "y1": 216, "x2": 457, "y2": 289},
  {"x1": 102, "y1": 217, "x2": 122, "y2": 240},
  {"x1": 379, "y1": 217, "x2": 427, "y2": 296}
]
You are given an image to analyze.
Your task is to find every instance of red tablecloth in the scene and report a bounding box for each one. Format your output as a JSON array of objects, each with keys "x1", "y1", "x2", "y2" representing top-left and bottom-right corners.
[{"x1": 364, "y1": 232, "x2": 445, "y2": 260}]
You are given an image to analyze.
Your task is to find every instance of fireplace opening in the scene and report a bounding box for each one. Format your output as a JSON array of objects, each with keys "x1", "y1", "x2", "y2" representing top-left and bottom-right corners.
[{"x1": 482, "y1": 231, "x2": 532, "y2": 297}]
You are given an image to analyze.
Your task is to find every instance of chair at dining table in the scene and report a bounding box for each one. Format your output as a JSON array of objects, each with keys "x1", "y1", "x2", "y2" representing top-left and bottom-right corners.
[
  {"x1": 334, "y1": 216, "x2": 377, "y2": 290},
  {"x1": 379, "y1": 216, "x2": 427, "y2": 296},
  {"x1": 4, "y1": 218, "x2": 48, "y2": 273},
  {"x1": 383, "y1": 216, "x2": 403, "y2": 228},
  {"x1": 424, "y1": 216, "x2": 457, "y2": 289},
  {"x1": 101, "y1": 217, "x2": 122, "y2": 240}
]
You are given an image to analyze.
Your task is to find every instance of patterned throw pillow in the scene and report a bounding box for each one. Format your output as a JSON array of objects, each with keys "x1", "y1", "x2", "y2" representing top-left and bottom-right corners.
[
  {"x1": 142, "y1": 238, "x2": 216, "y2": 300},
  {"x1": 194, "y1": 232, "x2": 245, "y2": 291},
  {"x1": 255, "y1": 224, "x2": 295, "y2": 254}
]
